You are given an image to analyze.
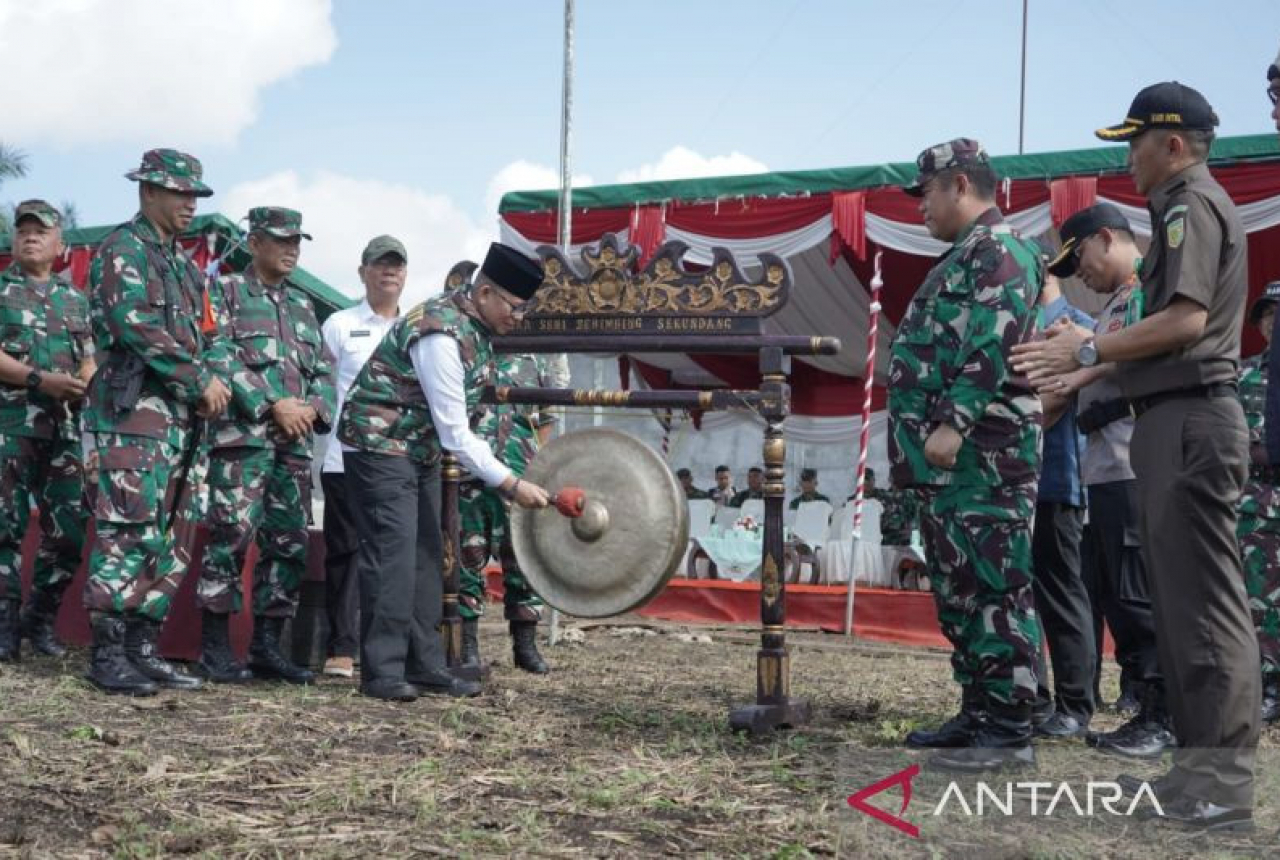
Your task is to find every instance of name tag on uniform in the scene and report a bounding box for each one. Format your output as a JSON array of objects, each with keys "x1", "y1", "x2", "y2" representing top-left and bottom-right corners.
[{"x1": 350, "y1": 330, "x2": 371, "y2": 337}]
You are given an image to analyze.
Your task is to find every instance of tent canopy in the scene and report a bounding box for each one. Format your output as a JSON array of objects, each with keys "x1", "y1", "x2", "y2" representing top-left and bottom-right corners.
[{"x1": 499, "y1": 134, "x2": 1280, "y2": 417}]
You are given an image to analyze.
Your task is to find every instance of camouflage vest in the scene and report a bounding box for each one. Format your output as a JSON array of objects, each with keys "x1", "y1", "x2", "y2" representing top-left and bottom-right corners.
[
  {"x1": 0, "y1": 265, "x2": 93, "y2": 439},
  {"x1": 338, "y1": 291, "x2": 492, "y2": 464},
  {"x1": 473, "y1": 352, "x2": 547, "y2": 474}
]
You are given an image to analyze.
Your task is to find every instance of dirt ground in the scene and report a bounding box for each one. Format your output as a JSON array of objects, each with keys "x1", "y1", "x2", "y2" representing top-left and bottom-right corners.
[{"x1": 1, "y1": 619, "x2": 1277, "y2": 859}]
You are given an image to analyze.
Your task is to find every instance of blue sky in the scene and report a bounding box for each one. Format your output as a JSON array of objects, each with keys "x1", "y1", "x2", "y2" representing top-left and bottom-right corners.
[{"x1": 2, "y1": 0, "x2": 1278, "y2": 303}]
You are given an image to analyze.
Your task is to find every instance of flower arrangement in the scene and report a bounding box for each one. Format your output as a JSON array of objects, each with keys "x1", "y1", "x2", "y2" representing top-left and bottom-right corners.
[{"x1": 734, "y1": 514, "x2": 760, "y2": 533}]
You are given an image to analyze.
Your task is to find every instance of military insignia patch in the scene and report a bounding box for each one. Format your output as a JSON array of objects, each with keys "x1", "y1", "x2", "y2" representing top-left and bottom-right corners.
[{"x1": 1167, "y1": 217, "x2": 1185, "y2": 249}]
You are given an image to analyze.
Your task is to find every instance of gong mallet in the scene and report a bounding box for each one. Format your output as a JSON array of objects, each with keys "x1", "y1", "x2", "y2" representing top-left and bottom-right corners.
[{"x1": 550, "y1": 486, "x2": 586, "y2": 518}]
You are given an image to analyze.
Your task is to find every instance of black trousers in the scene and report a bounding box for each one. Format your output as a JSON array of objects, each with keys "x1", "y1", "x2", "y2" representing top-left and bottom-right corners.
[
  {"x1": 1131, "y1": 394, "x2": 1259, "y2": 810},
  {"x1": 321, "y1": 471, "x2": 360, "y2": 658},
  {"x1": 1031, "y1": 501, "x2": 1096, "y2": 723},
  {"x1": 1080, "y1": 480, "x2": 1162, "y2": 697},
  {"x1": 347, "y1": 451, "x2": 446, "y2": 685}
]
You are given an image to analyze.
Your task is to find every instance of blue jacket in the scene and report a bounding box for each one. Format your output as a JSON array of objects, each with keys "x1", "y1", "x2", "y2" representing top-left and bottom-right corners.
[{"x1": 1038, "y1": 297, "x2": 1093, "y2": 507}]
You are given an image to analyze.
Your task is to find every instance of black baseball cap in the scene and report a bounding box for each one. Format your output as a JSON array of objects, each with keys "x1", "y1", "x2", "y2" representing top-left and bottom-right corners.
[
  {"x1": 1096, "y1": 81, "x2": 1219, "y2": 142},
  {"x1": 1250, "y1": 281, "x2": 1280, "y2": 325},
  {"x1": 1047, "y1": 203, "x2": 1133, "y2": 277}
]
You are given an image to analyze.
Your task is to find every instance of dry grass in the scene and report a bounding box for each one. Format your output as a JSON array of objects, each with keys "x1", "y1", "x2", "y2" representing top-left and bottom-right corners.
[{"x1": 0, "y1": 619, "x2": 1276, "y2": 859}]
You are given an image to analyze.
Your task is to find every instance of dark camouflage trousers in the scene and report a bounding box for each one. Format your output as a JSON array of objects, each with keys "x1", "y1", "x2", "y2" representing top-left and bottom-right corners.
[
  {"x1": 0, "y1": 433, "x2": 87, "y2": 601},
  {"x1": 459, "y1": 481, "x2": 542, "y2": 622},
  {"x1": 198, "y1": 446, "x2": 311, "y2": 618},
  {"x1": 919, "y1": 482, "x2": 1041, "y2": 707},
  {"x1": 1238, "y1": 480, "x2": 1280, "y2": 678},
  {"x1": 84, "y1": 427, "x2": 207, "y2": 622}
]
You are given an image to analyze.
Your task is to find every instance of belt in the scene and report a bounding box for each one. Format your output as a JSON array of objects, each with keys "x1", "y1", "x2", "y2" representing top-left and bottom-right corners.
[
  {"x1": 1128, "y1": 382, "x2": 1237, "y2": 418},
  {"x1": 1250, "y1": 464, "x2": 1280, "y2": 484}
]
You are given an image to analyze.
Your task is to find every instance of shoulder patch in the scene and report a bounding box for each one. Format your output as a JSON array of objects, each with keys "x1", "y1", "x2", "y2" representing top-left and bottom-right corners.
[
  {"x1": 1164, "y1": 204, "x2": 1189, "y2": 222},
  {"x1": 1167, "y1": 216, "x2": 1185, "y2": 249}
]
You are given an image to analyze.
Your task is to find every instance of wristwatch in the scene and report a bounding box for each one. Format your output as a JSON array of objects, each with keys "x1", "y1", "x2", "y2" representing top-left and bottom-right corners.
[
  {"x1": 1076, "y1": 337, "x2": 1099, "y2": 368},
  {"x1": 24, "y1": 370, "x2": 43, "y2": 390}
]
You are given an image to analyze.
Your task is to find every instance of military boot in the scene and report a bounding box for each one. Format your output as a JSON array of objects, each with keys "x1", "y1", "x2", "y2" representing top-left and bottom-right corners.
[
  {"x1": 906, "y1": 685, "x2": 985, "y2": 748},
  {"x1": 248, "y1": 616, "x2": 314, "y2": 685},
  {"x1": 461, "y1": 617, "x2": 481, "y2": 668},
  {"x1": 928, "y1": 700, "x2": 1036, "y2": 773},
  {"x1": 19, "y1": 587, "x2": 67, "y2": 657},
  {"x1": 85, "y1": 614, "x2": 158, "y2": 696},
  {"x1": 195, "y1": 611, "x2": 252, "y2": 683},
  {"x1": 511, "y1": 621, "x2": 549, "y2": 674},
  {"x1": 1261, "y1": 676, "x2": 1280, "y2": 724},
  {"x1": 0, "y1": 600, "x2": 19, "y2": 662},
  {"x1": 1088, "y1": 683, "x2": 1175, "y2": 758},
  {"x1": 124, "y1": 615, "x2": 202, "y2": 690}
]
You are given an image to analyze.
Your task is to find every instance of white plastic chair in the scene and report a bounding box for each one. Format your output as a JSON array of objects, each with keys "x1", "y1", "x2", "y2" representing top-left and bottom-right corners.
[
  {"x1": 713, "y1": 504, "x2": 740, "y2": 533},
  {"x1": 683, "y1": 499, "x2": 717, "y2": 578},
  {"x1": 739, "y1": 498, "x2": 765, "y2": 524},
  {"x1": 789, "y1": 500, "x2": 833, "y2": 583},
  {"x1": 821, "y1": 499, "x2": 890, "y2": 585}
]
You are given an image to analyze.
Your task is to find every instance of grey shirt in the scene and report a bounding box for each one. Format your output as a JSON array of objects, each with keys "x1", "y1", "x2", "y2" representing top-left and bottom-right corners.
[{"x1": 1080, "y1": 280, "x2": 1140, "y2": 486}]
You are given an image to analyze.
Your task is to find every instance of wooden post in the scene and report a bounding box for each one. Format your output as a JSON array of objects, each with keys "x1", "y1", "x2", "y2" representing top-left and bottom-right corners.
[
  {"x1": 730, "y1": 347, "x2": 812, "y2": 733},
  {"x1": 441, "y1": 453, "x2": 486, "y2": 683}
]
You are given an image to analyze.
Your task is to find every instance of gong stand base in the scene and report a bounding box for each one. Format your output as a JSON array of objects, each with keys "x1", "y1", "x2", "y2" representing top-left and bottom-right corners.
[{"x1": 729, "y1": 699, "x2": 813, "y2": 735}]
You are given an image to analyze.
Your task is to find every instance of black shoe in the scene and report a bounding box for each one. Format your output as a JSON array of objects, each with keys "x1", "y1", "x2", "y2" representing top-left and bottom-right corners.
[
  {"x1": 1089, "y1": 684, "x2": 1174, "y2": 758},
  {"x1": 361, "y1": 678, "x2": 419, "y2": 702},
  {"x1": 196, "y1": 611, "x2": 253, "y2": 683},
  {"x1": 1261, "y1": 677, "x2": 1280, "y2": 724},
  {"x1": 928, "y1": 701, "x2": 1035, "y2": 774},
  {"x1": 460, "y1": 618, "x2": 481, "y2": 668},
  {"x1": 906, "y1": 687, "x2": 984, "y2": 748},
  {"x1": 124, "y1": 616, "x2": 202, "y2": 690},
  {"x1": 248, "y1": 616, "x2": 314, "y2": 685},
  {"x1": 0, "y1": 600, "x2": 19, "y2": 662},
  {"x1": 510, "y1": 621, "x2": 549, "y2": 674},
  {"x1": 406, "y1": 668, "x2": 482, "y2": 698},
  {"x1": 1117, "y1": 772, "x2": 1183, "y2": 805},
  {"x1": 1139, "y1": 795, "x2": 1254, "y2": 832},
  {"x1": 19, "y1": 589, "x2": 66, "y2": 657},
  {"x1": 85, "y1": 615, "x2": 158, "y2": 696},
  {"x1": 1114, "y1": 687, "x2": 1142, "y2": 715},
  {"x1": 1034, "y1": 712, "x2": 1087, "y2": 739}
]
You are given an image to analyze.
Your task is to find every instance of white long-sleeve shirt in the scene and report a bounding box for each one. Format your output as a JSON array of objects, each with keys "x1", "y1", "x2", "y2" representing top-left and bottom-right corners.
[
  {"x1": 320, "y1": 299, "x2": 399, "y2": 474},
  {"x1": 408, "y1": 333, "x2": 511, "y2": 487}
]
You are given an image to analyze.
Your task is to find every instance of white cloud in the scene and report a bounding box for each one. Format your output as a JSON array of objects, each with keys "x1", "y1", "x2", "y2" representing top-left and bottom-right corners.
[
  {"x1": 485, "y1": 160, "x2": 594, "y2": 216},
  {"x1": 614, "y1": 146, "x2": 769, "y2": 184},
  {"x1": 0, "y1": 0, "x2": 336, "y2": 146},
  {"x1": 220, "y1": 171, "x2": 492, "y2": 308}
]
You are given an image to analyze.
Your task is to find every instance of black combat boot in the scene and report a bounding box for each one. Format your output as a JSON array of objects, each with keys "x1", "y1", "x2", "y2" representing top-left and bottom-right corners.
[
  {"x1": 19, "y1": 587, "x2": 67, "y2": 657},
  {"x1": 0, "y1": 600, "x2": 20, "y2": 662},
  {"x1": 195, "y1": 611, "x2": 253, "y2": 683},
  {"x1": 510, "y1": 621, "x2": 549, "y2": 674},
  {"x1": 461, "y1": 617, "x2": 481, "y2": 668},
  {"x1": 1088, "y1": 683, "x2": 1175, "y2": 758},
  {"x1": 85, "y1": 614, "x2": 158, "y2": 696},
  {"x1": 906, "y1": 685, "x2": 984, "y2": 748},
  {"x1": 124, "y1": 615, "x2": 202, "y2": 690},
  {"x1": 1261, "y1": 676, "x2": 1280, "y2": 724},
  {"x1": 248, "y1": 616, "x2": 314, "y2": 684},
  {"x1": 928, "y1": 699, "x2": 1036, "y2": 773}
]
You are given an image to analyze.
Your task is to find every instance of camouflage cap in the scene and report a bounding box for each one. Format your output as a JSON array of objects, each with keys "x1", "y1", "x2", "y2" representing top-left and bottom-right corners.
[
  {"x1": 13, "y1": 199, "x2": 62, "y2": 228},
  {"x1": 125, "y1": 148, "x2": 213, "y2": 197},
  {"x1": 362, "y1": 234, "x2": 407, "y2": 264},
  {"x1": 1250, "y1": 280, "x2": 1280, "y2": 325},
  {"x1": 248, "y1": 206, "x2": 311, "y2": 240},
  {"x1": 903, "y1": 138, "x2": 990, "y2": 197},
  {"x1": 800, "y1": 468, "x2": 818, "y2": 481}
]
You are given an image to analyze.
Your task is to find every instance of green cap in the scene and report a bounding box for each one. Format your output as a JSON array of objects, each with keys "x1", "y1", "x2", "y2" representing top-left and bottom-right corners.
[
  {"x1": 248, "y1": 206, "x2": 311, "y2": 240},
  {"x1": 12, "y1": 199, "x2": 62, "y2": 228},
  {"x1": 362, "y1": 234, "x2": 407, "y2": 264},
  {"x1": 125, "y1": 148, "x2": 213, "y2": 197}
]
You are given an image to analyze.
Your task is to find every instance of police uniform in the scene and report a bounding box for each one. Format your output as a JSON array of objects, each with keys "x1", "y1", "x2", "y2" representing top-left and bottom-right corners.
[
  {"x1": 83, "y1": 149, "x2": 218, "y2": 695},
  {"x1": 1095, "y1": 83, "x2": 1258, "y2": 815},
  {"x1": 0, "y1": 201, "x2": 93, "y2": 661},
  {"x1": 195, "y1": 207, "x2": 336, "y2": 684},
  {"x1": 887, "y1": 139, "x2": 1043, "y2": 770}
]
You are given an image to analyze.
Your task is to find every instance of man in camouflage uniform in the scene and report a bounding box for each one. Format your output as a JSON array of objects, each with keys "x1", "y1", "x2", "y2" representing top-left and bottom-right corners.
[
  {"x1": 888, "y1": 139, "x2": 1044, "y2": 772},
  {"x1": 860, "y1": 468, "x2": 919, "y2": 547},
  {"x1": 728, "y1": 467, "x2": 764, "y2": 507},
  {"x1": 83, "y1": 149, "x2": 231, "y2": 695},
  {"x1": 787, "y1": 468, "x2": 830, "y2": 510},
  {"x1": 1238, "y1": 281, "x2": 1280, "y2": 723},
  {"x1": 458, "y1": 351, "x2": 553, "y2": 674},
  {"x1": 338, "y1": 242, "x2": 551, "y2": 702},
  {"x1": 676, "y1": 469, "x2": 709, "y2": 500},
  {"x1": 0, "y1": 201, "x2": 95, "y2": 661},
  {"x1": 194, "y1": 207, "x2": 336, "y2": 685}
]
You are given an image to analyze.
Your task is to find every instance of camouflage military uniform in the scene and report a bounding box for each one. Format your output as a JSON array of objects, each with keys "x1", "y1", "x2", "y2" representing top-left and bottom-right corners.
[
  {"x1": 198, "y1": 211, "x2": 335, "y2": 619},
  {"x1": 85, "y1": 197, "x2": 216, "y2": 623},
  {"x1": 1237, "y1": 353, "x2": 1280, "y2": 680},
  {"x1": 888, "y1": 192, "x2": 1044, "y2": 710},
  {"x1": 0, "y1": 263, "x2": 93, "y2": 605},
  {"x1": 867, "y1": 488, "x2": 919, "y2": 546},
  {"x1": 458, "y1": 352, "x2": 547, "y2": 622},
  {"x1": 787, "y1": 491, "x2": 830, "y2": 511}
]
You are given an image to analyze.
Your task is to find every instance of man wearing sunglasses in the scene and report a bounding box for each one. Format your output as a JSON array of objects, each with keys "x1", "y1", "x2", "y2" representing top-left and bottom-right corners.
[{"x1": 338, "y1": 242, "x2": 551, "y2": 702}]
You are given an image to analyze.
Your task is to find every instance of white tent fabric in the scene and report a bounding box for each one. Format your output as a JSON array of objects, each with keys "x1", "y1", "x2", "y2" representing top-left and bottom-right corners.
[
  {"x1": 1097, "y1": 193, "x2": 1280, "y2": 238},
  {"x1": 498, "y1": 221, "x2": 629, "y2": 258},
  {"x1": 665, "y1": 215, "x2": 833, "y2": 265}
]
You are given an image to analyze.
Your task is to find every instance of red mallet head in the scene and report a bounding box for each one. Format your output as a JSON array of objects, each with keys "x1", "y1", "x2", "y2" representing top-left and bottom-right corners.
[{"x1": 553, "y1": 486, "x2": 586, "y2": 518}]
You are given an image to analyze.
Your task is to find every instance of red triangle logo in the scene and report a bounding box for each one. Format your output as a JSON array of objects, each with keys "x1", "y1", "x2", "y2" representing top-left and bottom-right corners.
[{"x1": 846, "y1": 763, "x2": 920, "y2": 838}]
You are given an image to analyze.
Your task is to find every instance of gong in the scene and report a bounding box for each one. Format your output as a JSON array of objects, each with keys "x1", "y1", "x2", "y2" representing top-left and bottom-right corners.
[{"x1": 510, "y1": 428, "x2": 689, "y2": 618}]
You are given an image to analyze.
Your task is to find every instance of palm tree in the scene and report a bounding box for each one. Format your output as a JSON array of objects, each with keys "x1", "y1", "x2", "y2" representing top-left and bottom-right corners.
[{"x1": 0, "y1": 143, "x2": 30, "y2": 234}]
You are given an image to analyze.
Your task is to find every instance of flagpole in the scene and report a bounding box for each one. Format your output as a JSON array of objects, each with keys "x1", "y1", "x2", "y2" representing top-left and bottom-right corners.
[
  {"x1": 844, "y1": 251, "x2": 883, "y2": 635},
  {"x1": 1018, "y1": 0, "x2": 1028, "y2": 154}
]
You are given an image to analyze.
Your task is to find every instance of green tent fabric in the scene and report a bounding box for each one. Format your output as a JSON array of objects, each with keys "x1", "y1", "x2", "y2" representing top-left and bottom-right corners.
[{"x1": 499, "y1": 133, "x2": 1280, "y2": 213}]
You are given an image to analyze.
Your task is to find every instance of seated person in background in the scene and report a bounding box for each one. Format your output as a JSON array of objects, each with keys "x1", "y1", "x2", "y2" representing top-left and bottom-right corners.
[
  {"x1": 709, "y1": 464, "x2": 736, "y2": 507},
  {"x1": 789, "y1": 468, "x2": 830, "y2": 509},
  {"x1": 856, "y1": 468, "x2": 920, "y2": 547},
  {"x1": 728, "y1": 467, "x2": 765, "y2": 507},
  {"x1": 677, "y1": 468, "x2": 710, "y2": 499}
]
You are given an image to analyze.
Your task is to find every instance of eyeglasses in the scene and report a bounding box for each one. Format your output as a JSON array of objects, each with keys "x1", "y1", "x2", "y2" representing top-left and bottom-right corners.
[
  {"x1": 492, "y1": 289, "x2": 528, "y2": 318},
  {"x1": 1269, "y1": 87, "x2": 1279, "y2": 106}
]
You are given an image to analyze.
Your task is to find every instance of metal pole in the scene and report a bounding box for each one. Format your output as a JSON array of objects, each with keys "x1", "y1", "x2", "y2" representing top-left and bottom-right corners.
[{"x1": 1018, "y1": 0, "x2": 1028, "y2": 155}]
